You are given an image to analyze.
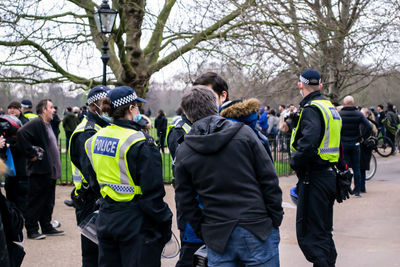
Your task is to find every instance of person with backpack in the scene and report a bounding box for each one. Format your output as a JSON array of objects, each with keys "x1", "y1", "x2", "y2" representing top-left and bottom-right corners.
[{"x1": 384, "y1": 103, "x2": 400, "y2": 152}]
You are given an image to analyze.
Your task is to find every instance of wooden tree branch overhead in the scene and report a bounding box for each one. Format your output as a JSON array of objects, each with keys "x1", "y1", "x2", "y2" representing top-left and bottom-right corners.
[{"x1": 0, "y1": 0, "x2": 262, "y2": 97}]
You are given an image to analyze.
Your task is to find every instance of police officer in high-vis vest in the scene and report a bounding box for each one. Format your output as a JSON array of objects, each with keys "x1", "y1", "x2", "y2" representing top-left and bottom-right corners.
[
  {"x1": 21, "y1": 100, "x2": 38, "y2": 120},
  {"x1": 69, "y1": 85, "x2": 110, "y2": 267},
  {"x1": 85, "y1": 86, "x2": 172, "y2": 267},
  {"x1": 290, "y1": 69, "x2": 342, "y2": 267},
  {"x1": 166, "y1": 113, "x2": 205, "y2": 267}
]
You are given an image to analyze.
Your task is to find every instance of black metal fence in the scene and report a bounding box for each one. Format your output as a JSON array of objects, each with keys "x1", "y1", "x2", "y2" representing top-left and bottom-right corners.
[{"x1": 58, "y1": 130, "x2": 292, "y2": 185}]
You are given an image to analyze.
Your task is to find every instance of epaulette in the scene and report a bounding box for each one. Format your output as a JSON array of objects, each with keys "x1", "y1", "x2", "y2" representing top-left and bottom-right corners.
[
  {"x1": 143, "y1": 131, "x2": 155, "y2": 145},
  {"x1": 84, "y1": 120, "x2": 96, "y2": 131}
]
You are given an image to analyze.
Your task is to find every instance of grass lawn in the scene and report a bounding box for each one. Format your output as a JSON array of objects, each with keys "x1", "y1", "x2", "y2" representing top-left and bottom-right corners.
[{"x1": 274, "y1": 161, "x2": 292, "y2": 176}]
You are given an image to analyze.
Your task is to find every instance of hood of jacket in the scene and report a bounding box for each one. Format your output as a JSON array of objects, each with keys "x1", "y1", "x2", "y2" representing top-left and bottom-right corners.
[
  {"x1": 184, "y1": 115, "x2": 244, "y2": 154},
  {"x1": 219, "y1": 98, "x2": 260, "y2": 130}
]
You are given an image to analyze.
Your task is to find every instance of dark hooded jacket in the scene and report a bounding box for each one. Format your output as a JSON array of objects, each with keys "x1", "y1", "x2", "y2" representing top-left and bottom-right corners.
[{"x1": 174, "y1": 115, "x2": 283, "y2": 254}]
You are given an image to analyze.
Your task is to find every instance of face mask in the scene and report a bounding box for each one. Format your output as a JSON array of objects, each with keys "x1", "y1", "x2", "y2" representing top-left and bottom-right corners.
[
  {"x1": 133, "y1": 110, "x2": 142, "y2": 123},
  {"x1": 100, "y1": 113, "x2": 112, "y2": 123},
  {"x1": 299, "y1": 89, "x2": 304, "y2": 97}
]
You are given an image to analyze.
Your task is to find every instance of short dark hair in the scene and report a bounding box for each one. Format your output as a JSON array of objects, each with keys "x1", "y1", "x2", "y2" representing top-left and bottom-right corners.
[
  {"x1": 36, "y1": 99, "x2": 51, "y2": 114},
  {"x1": 193, "y1": 72, "x2": 229, "y2": 101},
  {"x1": 378, "y1": 104, "x2": 384, "y2": 109},
  {"x1": 7, "y1": 101, "x2": 21, "y2": 110},
  {"x1": 67, "y1": 107, "x2": 72, "y2": 112},
  {"x1": 181, "y1": 85, "x2": 218, "y2": 122}
]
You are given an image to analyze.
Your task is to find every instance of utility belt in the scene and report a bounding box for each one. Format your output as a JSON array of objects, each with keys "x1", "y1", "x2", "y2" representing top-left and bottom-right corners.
[{"x1": 103, "y1": 194, "x2": 140, "y2": 204}]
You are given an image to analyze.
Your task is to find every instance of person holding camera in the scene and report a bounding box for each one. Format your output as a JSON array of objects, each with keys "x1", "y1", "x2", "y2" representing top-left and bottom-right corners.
[
  {"x1": 3, "y1": 101, "x2": 29, "y2": 218},
  {"x1": 17, "y1": 99, "x2": 64, "y2": 240}
]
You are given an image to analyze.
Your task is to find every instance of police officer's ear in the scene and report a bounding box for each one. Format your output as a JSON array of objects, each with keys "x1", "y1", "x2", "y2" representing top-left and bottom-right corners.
[
  {"x1": 318, "y1": 83, "x2": 323, "y2": 90},
  {"x1": 185, "y1": 113, "x2": 193, "y2": 123},
  {"x1": 297, "y1": 82, "x2": 303, "y2": 89}
]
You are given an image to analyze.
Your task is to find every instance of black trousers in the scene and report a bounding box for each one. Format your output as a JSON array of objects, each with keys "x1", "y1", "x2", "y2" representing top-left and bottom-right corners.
[
  {"x1": 296, "y1": 169, "x2": 337, "y2": 267},
  {"x1": 96, "y1": 200, "x2": 163, "y2": 267},
  {"x1": 76, "y1": 193, "x2": 99, "y2": 267},
  {"x1": 157, "y1": 132, "x2": 166, "y2": 153},
  {"x1": 25, "y1": 175, "x2": 56, "y2": 234},
  {"x1": 65, "y1": 131, "x2": 73, "y2": 151},
  {"x1": 4, "y1": 175, "x2": 28, "y2": 217}
]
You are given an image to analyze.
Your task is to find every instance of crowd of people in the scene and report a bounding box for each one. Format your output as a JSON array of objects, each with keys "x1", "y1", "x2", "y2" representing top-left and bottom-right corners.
[{"x1": 0, "y1": 69, "x2": 398, "y2": 267}]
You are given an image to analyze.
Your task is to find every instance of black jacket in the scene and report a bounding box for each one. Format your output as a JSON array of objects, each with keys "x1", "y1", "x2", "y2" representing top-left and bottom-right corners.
[
  {"x1": 50, "y1": 113, "x2": 61, "y2": 138},
  {"x1": 290, "y1": 90, "x2": 333, "y2": 171},
  {"x1": 174, "y1": 115, "x2": 283, "y2": 253},
  {"x1": 340, "y1": 106, "x2": 372, "y2": 143},
  {"x1": 154, "y1": 115, "x2": 167, "y2": 134},
  {"x1": 16, "y1": 117, "x2": 52, "y2": 176},
  {"x1": 83, "y1": 119, "x2": 173, "y2": 244},
  {"x1": 70, "y1": 111, "x2": 109, "y2": 199},
  {"x1": 8, "y1": 115, "x2": 28, "y2": 177}
]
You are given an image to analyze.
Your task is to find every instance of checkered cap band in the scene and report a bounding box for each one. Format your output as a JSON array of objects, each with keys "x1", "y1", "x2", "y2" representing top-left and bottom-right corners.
[
  {"x1": 87, "y1": 92, "x2": 108, "y2": 105},
  {"x1": 112, "y1": 92, "x2": 137, "y2": 108},
  {"x1": 299, "y1": 75, "x2": 321, "y2": 85}
]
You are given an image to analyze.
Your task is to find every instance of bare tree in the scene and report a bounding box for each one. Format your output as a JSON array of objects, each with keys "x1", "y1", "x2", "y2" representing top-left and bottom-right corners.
[
  {"x1": 231, "y1": 0, "x2": 400, "y2": 103},
  {"x1": 0, "y1": 0, "x2": 272, "y2": 97}
]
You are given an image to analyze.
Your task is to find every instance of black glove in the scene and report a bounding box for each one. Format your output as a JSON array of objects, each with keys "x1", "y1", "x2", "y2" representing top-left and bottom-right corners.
[
  {"x1": 335, "y1": 168, "x2": 353, "y2": 203},
  {"x1": 160, "y1": 219, "x2": 172, "y2": 245},
  {"x1": 71, "y1": 185, "x2": 89, "y2": 210}
]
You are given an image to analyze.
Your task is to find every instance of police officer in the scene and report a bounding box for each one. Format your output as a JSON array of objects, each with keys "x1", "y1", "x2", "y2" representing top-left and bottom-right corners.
[
  {"x1": 21, "y1": 100, "x2": 38, "y2": 120},
  {"x1": 69, "y1": 86, "x2": 110, "y2": 267},
  {"x1": 85, "y1": 86, "x2": 172, "y2": 267},
  {"x1": 290, "y1": 69, "x2": 341, "y2": 267}
]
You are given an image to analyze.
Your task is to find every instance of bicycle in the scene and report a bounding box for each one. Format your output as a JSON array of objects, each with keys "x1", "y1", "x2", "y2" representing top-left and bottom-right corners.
[
  {"x1": 365, "y1": 153, "x2": 377, "y2": 180},
  {"x1": 370, "y1": 136, "x2": 394, "y2": 157}
]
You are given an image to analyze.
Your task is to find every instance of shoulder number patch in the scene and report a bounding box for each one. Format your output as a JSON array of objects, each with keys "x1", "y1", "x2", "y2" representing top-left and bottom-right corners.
[{"x1": 329, "y1": 107, "x2": 341, "y2": 120}]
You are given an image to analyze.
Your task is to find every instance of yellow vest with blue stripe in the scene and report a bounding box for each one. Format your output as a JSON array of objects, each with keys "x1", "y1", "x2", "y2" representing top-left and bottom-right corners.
[
  {"x1": 166, "y1": 118, "x2": 191, "y2": 164},
  {"x1": 290, "y1": 99, "x2": 342, "y2": 163},
  {"x1": 24, "y1": 112, "x2": 38, "y2": 120},
  {"x1": 69, "y1": 117, "x2": 101, "y2": 195},
  {"x1": 85, "y1": 125, "x2": 146, "y2": 202}
]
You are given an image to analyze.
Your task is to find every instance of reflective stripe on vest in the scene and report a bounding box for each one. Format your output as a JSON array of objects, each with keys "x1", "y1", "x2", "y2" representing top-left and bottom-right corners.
[
  {"x1": 85, "y1": 125, "x2": 145, "y2": 201},
  {"x1": 69, "y1": 117, "x2": 101, "y2": 194},
  {"x1": 290, "y1": 100, "x2": 342, "y2": 163},
  {"x1": 166, "y1": 118, "x2": 192, "y2": 164},
  {"x1": 24, "y1": 112, "x2": 38, "y2": 120}
]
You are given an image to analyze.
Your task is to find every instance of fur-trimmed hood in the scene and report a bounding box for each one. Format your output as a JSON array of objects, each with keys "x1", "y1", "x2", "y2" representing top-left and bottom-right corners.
[
  {"x1": 219, "y1": 98, "x2": 260, "y2": 130},
  {"x1": 220, "y1": 98, "x2": 260, "y2": 119}
]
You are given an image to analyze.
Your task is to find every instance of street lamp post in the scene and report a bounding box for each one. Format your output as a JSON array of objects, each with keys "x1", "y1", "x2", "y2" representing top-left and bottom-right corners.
[{"x1": 94, "y1": 0, "x2": 118, "y2": 86}]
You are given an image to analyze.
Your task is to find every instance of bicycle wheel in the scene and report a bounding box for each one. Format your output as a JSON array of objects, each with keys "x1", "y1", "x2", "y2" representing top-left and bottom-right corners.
[
  {"x1": 366, "y1": 153, "x2": 376, "y2": 181},
  {"x1": 376, "y1": 136, "x2": 394, "y2": 157}
]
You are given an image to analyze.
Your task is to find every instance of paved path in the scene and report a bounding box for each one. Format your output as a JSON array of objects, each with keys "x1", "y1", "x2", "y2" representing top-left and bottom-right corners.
[{"x1": 19, "y1": 153, "x2": 400, "y2": 267}]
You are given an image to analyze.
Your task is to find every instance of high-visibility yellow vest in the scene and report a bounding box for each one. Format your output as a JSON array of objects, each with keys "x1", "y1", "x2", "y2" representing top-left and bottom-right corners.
[
  {"x1": 69, "y1": 117, "x2": 101, "y2": 195},
  {"x1": 166, "y1": 118, "x2": 191, "y2": 161},
  {"x1": 290, "y1": 99, "x2": 342, "y2": 163},
  {"x1": 85, "y1": 125, "x2": 146, "y2": 202},
  {"x1": 24, "y1": 112, "x2": 38, "y2": 120}
]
